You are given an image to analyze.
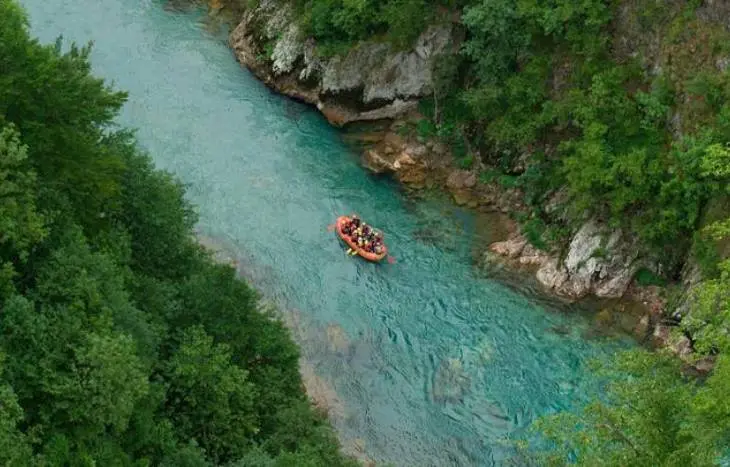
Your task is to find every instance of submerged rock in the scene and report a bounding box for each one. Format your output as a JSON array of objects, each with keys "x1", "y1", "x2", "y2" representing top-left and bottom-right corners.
[
  {"x1": 325, "y1": 323, "x2": 349, "y2": 354},
  {"x1": 432, "y1": 358, "x2": 471, "y2": 403},
  {"x1": 299, "y1": 359, "x2": 346, "y2": 419},
  {"x1": 342, "y1": 438, "x2": 376, "y2": 467}
]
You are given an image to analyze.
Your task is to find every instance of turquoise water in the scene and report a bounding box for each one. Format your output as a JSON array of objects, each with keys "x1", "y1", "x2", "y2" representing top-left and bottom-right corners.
[{"x1": 23, "y1": 1, "x2": 629, "y2": 464}]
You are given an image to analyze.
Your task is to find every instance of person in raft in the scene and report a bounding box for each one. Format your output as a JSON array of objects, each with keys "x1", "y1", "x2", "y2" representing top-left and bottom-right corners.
[
  {"x1": 341, "y1": 216, "x2": 361, "y2": 238},
  {"x1": 342, "y1": 216, "x2": 383, "y2": 256}
]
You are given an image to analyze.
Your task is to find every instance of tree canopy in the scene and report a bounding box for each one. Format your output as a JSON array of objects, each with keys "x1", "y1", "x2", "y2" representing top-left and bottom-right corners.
[{"x1": 0, "y1": 1, "x2": 357, "y2": 465}]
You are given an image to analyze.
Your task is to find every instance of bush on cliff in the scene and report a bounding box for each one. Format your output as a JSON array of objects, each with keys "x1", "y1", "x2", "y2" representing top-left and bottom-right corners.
[
  {"x1": 445, "y1": 0, "x2": 730, "y2": 264},
  {"x1": 0, "y1": 1, "x2": 357, "y2": 465}
]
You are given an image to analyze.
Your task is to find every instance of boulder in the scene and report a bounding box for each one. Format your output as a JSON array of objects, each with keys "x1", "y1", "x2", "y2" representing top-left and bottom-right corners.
[
  {"x1": 652, "y1": 324, "x2": 671, "y2": 348},
  {"x1": 536, "y1": 258, "x2": 570, "y2": 292},
  {"x1": 634, "y1": 314, "x2": 651, "y2": 339},
  {"x1": 446, "y1": 170, "x2": 477, "y2": 190},
  {"x1": 536, "y1": 220, "x2": 642, "y2": 299},
  {"x1": 488, "y1": 237, "x2": 527, "y2": 259},
  {"x1": 361, "y1": 148, "x2": 416, "y2": 174},
  {"x1": 670, "y1": 334, "x2": 693, "y2": 358},
  {"x1": 517, "y1": 243, "x2": 550, "y2": 266}
]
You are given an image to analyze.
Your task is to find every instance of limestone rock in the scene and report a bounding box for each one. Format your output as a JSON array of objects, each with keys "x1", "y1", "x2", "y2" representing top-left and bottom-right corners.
[
  {"x1": 271, "y1": 25, "x2": 304, "y2": 75},
  {"x1": 517, "y1": 243, "x2": 549, "y2": 266},
  {"x1": 670, "y1": 334, "x2": 693, "y2": 358},
  {"x1": 536, "y1": 220, "x2": 641, "y2": 299},
  {"x1": 536, "y1": 258, "x2": 569, "y2": 291},
  {"x1": 692, "y1": 356, "x2": 715, "y2": 374},
  {"x1": 488, "y1": 237, "x2": 527, "y2": 259},
  {"x1": 229, "y1": 0, "x2": 458, "y2": 126},
  {"x1": 652, "y1": 324, "x2": 671, "y2": 348},
  {"x1": 361, "y1": 147, "x2": 416, "y2": 174},
  {"x1": 361, "y1": 149, "x2": 392, "y2": 174},
  {"x1": 634, "y1": 314, "x2": 651, "y2": 339},
  {"x1": 446, "y1": 170, "x2": 477, "y2": 190}
]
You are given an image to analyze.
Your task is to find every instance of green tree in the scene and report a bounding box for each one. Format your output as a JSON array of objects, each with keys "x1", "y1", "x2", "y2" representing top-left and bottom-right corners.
[
  {"x1": 0, "y1": 125, "x2": 46, "y2": 260},
  {"x1": 164, "y1": 326, "x2": 258, "y2": 463},
  {"x1": 0, "y1": 354, "x2": 32, "y2": 466},
  {"x1": 0, "y1": 0, "x2": 127, "y2": 231}
]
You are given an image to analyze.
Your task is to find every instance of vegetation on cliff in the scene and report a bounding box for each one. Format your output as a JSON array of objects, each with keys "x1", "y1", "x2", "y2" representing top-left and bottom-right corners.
[{"x1": 0, "y1": 1, "x2": 357, "y2": 465}]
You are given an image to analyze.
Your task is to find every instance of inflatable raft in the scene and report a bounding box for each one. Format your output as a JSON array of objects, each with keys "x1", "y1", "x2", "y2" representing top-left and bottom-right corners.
[{"x1": 336, "y1": 216, "x2": 388, "y2": 263}]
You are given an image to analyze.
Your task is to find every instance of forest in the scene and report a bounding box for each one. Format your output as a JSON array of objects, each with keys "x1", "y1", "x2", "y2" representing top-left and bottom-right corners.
[
  {"x1": 279, "y1": 0, "x2": 730, "y2": 464},
  {"x1": 0, "y1": 1, "x2": 358, "y2": 465}
]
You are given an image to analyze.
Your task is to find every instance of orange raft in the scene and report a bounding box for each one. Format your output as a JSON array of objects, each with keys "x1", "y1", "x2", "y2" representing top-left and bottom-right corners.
[{"x1": 335, "y1": 216, "x2": 388, "y2": 263}]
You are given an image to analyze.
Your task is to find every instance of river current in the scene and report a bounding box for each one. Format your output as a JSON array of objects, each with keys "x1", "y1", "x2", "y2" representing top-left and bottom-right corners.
[{"x1": 22, "y1": 1, "x2": 630, "y2": 464}]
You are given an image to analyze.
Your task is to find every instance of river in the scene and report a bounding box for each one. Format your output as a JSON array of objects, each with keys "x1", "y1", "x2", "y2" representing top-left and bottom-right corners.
[{"x1": 22, "y1": 1, "x2": 631, "y2": 465}]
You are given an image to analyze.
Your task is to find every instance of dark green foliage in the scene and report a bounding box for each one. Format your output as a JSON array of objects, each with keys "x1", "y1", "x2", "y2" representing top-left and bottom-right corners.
[
  {"x1": 420, "y1": 0, "x2": 729, "y2": 258},
  {"x1": 634, "y1": 268, "x2": 666, "y2": 287},
  {"x1": 0, "y1": 1, "x2": 357, "y2": 465},
  {"x1": 529, "y1": 350, "x2": 711, "y2": 466},
  {"x1": 292, "y1": 0, "x2": 446, "y2": 50},
  {"x1": 520, "y1": 217, "x2": 549, "y2": 251},
  {"x1": 163, "y1": 326, "x2": 257, "y2": 462}
]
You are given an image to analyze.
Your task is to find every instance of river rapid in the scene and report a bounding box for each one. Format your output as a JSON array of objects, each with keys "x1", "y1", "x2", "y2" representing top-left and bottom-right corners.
[{"x1": 22, "y1": 1, "x2": 631, "y2": 465}]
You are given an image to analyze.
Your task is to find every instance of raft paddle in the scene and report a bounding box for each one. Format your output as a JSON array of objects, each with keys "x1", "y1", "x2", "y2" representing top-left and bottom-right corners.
[
  {"x1": 387, "y1": 255, "x2": 397, "y2": 264},
  {"x1": 327, "y1": 223, "x2": 336, "y2": 232}
]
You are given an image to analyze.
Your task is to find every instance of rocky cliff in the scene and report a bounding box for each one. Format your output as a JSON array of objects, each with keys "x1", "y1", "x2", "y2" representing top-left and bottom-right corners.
[{"x1": 228, "y1": 0, "x2": 458, "y2": 126}]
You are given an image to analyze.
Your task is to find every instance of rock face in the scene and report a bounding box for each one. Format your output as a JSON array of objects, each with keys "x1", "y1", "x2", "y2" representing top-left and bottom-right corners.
[
  {"x1": 488, "y1": 220, "x2": 642, "y2": 300},
  {"x1": 537, "y1": 221, "x2": 641, "y2": 299},
  {"x1": 229, "y1": 0, "x2": 458, "y2": 126}
]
